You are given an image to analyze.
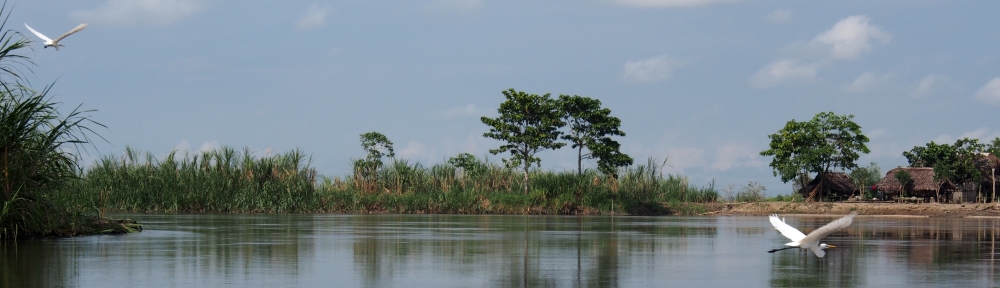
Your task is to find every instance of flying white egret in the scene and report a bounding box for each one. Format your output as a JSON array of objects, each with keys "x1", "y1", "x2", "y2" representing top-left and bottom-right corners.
[
  {"x1": 24, "y1": 23, "x2": 88, "y2": 51},
  {"x1": 767, "y1": 212, "x2": 856, "y2": 258}
]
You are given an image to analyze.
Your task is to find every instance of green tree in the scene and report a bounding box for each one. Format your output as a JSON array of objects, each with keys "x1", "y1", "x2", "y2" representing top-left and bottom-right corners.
[
  {"x1": 985, "y1": 137, "x2": 1000, "y2": 156},
  {"x1": 557, "y1": 94, "x2": 632, "y2": 177},
  {"x1": 481, "y1": 89, "x2": 565, "y2": 194},
  {"x1": 447, "y1": 153, "x2": 486, "y2": 178},
  {"x1": 902, "y1": 138, "x2": 983, "y2": 185},
  {"x1": 893, "y1": 170, "x2": 913, "y2": 197},
  {"x1": 849, "y1": 162, "x2": 881, "y2": 199},
  {"x1": 354, "y1": 132, "x2": 394, "y2": 185},
  {"x1": 759, "y1": 112, "x2": 870, "y2": 200}
]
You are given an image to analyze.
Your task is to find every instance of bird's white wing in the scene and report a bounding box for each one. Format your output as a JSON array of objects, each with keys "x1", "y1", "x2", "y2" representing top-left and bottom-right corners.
[
  {"x1": 769, "y1": 214, "x2": 806, "y2": 242},
  {"x1": 809, "y1": 246, "x2": 826, "y2": 258},
  {"x1": 53, "y1": 23, "x2": 88, "y2": 43},
  {"x1": 800, "y1": 212, "x2": 856, "y2": 245},
  {"x1": 24, "y1": 23, "x2": 52, "y2": 42}
]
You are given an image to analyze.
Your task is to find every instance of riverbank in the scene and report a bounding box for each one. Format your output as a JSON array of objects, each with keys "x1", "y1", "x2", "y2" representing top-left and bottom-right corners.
[{"x1": 705, "y1": 201, "x2": 1000, "y2": 218}]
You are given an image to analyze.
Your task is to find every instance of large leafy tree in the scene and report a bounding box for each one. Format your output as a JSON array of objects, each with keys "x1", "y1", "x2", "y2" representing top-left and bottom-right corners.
[
  {"x1": 481, "y1": 89, "x2": 565, "y2": 194},
  {"x1": 760, "y1": 112, "x2": 870, "y2": 200},
  {"x1": 558, "y1": 95, "x2": 632, "y2": 177},
  {"x1": 902, "y1": 138, "x2": 985, "y2": 185}
]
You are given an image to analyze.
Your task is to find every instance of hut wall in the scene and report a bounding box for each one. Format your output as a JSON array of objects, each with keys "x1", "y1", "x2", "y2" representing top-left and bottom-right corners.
[{"x1": 952, "y1": 190, "x2": 976, "y2": 204}]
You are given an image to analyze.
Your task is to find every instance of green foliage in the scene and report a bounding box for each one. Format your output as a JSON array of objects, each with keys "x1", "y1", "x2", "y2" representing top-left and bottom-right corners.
[
  {"x1": 770, "y1": 193, "x2": 804, "y2": 202},
  {"x1": 893, "y1": 170, "x2": 913, "y2": 197},
  {"x1": 903, "y1": 138, "x2": 985, "y2": 185},
  {"x1": 447, "y1": 153, "x2": 487, "y2": 178},
  {"x1": 360, "y1": 131, "x2": 394, "y2": 160},
  {"x1": 481, "y1": 89, "x2": 566, "y2": 194},
  {"x1": 987, "y1": 137, "x2": 1000, "y2": 156},
  {"x1": 57, "y1": 149, "x2": 719, "y2": 215},
  {"x1": 760, "y1": 111, "x2": 870, "y2": 185},
  {"x1": 354, "y1": 132, "x2": 394, "y2": 191},
  {"x1": 557, "y1": 94, "x2": 633, "y2": 177},
  {"x1": 849, "y1": 162, "x2": 881, "y2": 199},
  {"x1": 52, "y1": 146, "x2": 319, "y2": 213},
  {"x1": 721, "y1": 181, "x2": 767, "y2": 202},
  {"x1": 0, "y1": 3, "x2": 105, "y2": 239}
]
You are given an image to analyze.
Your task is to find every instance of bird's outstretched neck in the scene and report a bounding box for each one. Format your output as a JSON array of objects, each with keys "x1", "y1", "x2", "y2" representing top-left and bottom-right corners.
[{"x1": 767, "y1": 246, "x2": 797, "y2": 253}]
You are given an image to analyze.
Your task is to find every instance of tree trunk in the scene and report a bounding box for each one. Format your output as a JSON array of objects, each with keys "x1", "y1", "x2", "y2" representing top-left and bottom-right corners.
[
  {"x1": 577, "y1": 145, "x2": 583, "y2": 175},
  {"x1": 523, "y1": 147, "x2": 530, "y2": 195},
  {"x1": 523, "y1": 164, "x2": 529, "y2": 195}
]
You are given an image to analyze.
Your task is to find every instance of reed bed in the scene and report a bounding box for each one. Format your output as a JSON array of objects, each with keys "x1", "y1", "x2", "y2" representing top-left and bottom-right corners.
[
  {"x1": 55, "y1": 146, "x2": 319, "y2": 213},
  {"x1": 54, "y1": 148, "x2": 719, "y2": 215}
]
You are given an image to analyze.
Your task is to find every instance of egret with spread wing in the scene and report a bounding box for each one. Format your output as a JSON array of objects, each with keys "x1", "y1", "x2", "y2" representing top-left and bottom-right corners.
[
  {"x1": 768, "y1": 212, "x2": 856, "y2": 258},
  {"x1": 24, "y1": 23, "x2": 88, "y2": 51}
]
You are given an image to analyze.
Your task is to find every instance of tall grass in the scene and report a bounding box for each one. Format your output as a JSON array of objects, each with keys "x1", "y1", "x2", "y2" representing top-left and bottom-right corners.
[
  {"x1": 56, "y1": 146, "x2": 319, "y2": 213},
  {"x1": 57, "y1": 150, "x2": 719, "y2": 215},
  {"x1": 0, "y1": 1, "x2": 111, "y2": 239}
]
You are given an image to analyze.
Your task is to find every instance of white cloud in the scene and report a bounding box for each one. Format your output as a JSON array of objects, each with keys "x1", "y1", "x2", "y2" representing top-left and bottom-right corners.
[
  {"x1": 199, "y1": 141, "x2": 221, "y2": 153},
  {"x1": 846, "y1": 72, "x2": 894, "y2": 93},
  {"x1": 750, "y1": 59, "x2": 818, "y2": 88},
  {"x1": 765, "y1": 9, "x2": 792, "y2": 24},
  {"x1": 814, "y1": 15, "x2": 890, "y2": 60},
  {"x1": 400, "y1": 140, "x2": 437, "y2": 164},
  {"x1": 425, "y1": 0, "x2": 482, "y2": 14},
  {"x1": 609, "y1": 0, "x2": 740, "y2": 8},
  {"x1": 711, "y1": 143, "x2": 765, "y2": 171},
  {"x1": 438, "y1": 104, "x2": 480, "y2": 118},
  {"x1": 911, "y1": 74, "x2": 959, "y2": 98},
  {"x1": 914, "y1": 75, "x2": 937, "y2": 96},
  {"x1": 933, "y1": 128, "x2": 1000, "y2": 145},
  {"x1": 174, "y1": 139, "x2": 192, "y2": 152},
  {"x1": 173, "y1": 139, "x2": 221, "y2": 154},
  {"x1": 71, "y1": 0, "x2": 202, "y2": 26},
  {"x1": 932, "y1": 134, "x2": 954, "y2": 144},
  {"x1": 622, "y1": 55, "x2": 677, "y2": 83},
  {"x1": 847, "y1": 72, "x2": 875, "y2": 92},
  {"x1": 662, "y1": 147, "x2": 706, "y2": 173},
  {"x1": 960, "y1": 128, "x2": 1000, "y2": 141},
  {"x1": 296, "y1": 4, "x2": 329, "y2": 31},
  {"x1": 974, "y1": 78, "x2": 1000, "y2": 104}
]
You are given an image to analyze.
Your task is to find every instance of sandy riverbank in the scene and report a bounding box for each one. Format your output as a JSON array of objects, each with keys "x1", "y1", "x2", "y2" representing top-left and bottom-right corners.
[{"x1": 704, "y1": 201, "x2": 1000, "y2": 218}]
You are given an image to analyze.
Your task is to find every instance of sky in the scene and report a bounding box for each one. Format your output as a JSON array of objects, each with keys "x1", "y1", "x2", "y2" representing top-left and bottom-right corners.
[{"x1": 9, "y1": 0, "x2": 1000, "y2": 195}]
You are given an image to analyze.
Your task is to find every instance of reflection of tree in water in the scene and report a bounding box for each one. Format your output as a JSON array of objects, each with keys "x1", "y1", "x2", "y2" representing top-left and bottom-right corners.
[
  {"x1": 1, "y1": 214, "x2": 316, "y2": 287},
  {"x1": 349, "y1": 215, "x2": 718, "y2": 288},
  {"x1": 769, "y1": 245, "x2": 863, "y2": 288},
  {"x1": 863, "y1": 217, "x2": 1000, "y2": 265},
  {"x1": 769, "y1": 216, "x2": 1000, "y2": 287}
]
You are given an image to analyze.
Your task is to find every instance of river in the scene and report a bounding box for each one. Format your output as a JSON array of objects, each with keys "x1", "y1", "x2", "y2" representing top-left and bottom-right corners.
[{"x1": 2, "y1": 214, "x2": 998, "y2": 287}]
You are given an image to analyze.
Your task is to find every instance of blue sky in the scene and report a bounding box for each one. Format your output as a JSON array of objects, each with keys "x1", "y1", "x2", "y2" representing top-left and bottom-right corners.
[{"x1": 11, "y1": 0, "x2": 1000, "y2": 195}]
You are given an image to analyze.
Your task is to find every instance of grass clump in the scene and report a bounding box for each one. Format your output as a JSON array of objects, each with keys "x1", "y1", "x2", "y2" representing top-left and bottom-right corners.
[
  {"x1": 59, "y1": 152, "x2": 720, "y2": 215},
  {"x1": 55, "y1": 146, "x2": 319, "y2": 213}
]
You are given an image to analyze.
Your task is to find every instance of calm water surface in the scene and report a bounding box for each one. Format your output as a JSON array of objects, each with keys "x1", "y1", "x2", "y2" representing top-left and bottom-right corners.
[{"x1": 2, "y1": 214, "x2": 999, "y2": 287}]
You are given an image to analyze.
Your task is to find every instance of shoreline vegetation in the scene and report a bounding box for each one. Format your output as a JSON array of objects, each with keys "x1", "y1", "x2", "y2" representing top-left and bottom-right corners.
[{"x1": 52, "y1": 147, "x2": 721, "y2": 216}]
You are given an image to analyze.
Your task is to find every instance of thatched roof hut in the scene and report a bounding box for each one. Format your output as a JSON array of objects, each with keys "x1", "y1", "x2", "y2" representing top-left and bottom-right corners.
[
  {"x1": 875, "y1": 167, "x2": 952, "y2": 198},
  {"x1": 799, "y1": 172, "x2": 857, "y2": 200}
]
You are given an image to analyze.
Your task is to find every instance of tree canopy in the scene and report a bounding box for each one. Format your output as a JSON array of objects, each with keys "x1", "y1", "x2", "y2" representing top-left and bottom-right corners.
[
  {"x1": 481, "y1": 89, "x2": 565, "y2": 194},
  {"x1": 355, "y1": 131, "x2": 394, "y2": 181},
  {"x1": 760, "y1": 112, "x2": 870, "y2": 199},
  {"x1": 558, "y1": 94, "x2": 632, "y2": 177},
  {"x1": 902, "y1": 137, "x2": 989, "y2": 185}
]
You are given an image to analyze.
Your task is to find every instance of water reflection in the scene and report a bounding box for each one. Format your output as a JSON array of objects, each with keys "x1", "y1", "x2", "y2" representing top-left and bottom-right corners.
[
  {"x1": 1, "y1": 215, "x2": 998, "y2": 288},
  {"x1": 767, "y1": 216, "x2": 1000, "y2": 288}
]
